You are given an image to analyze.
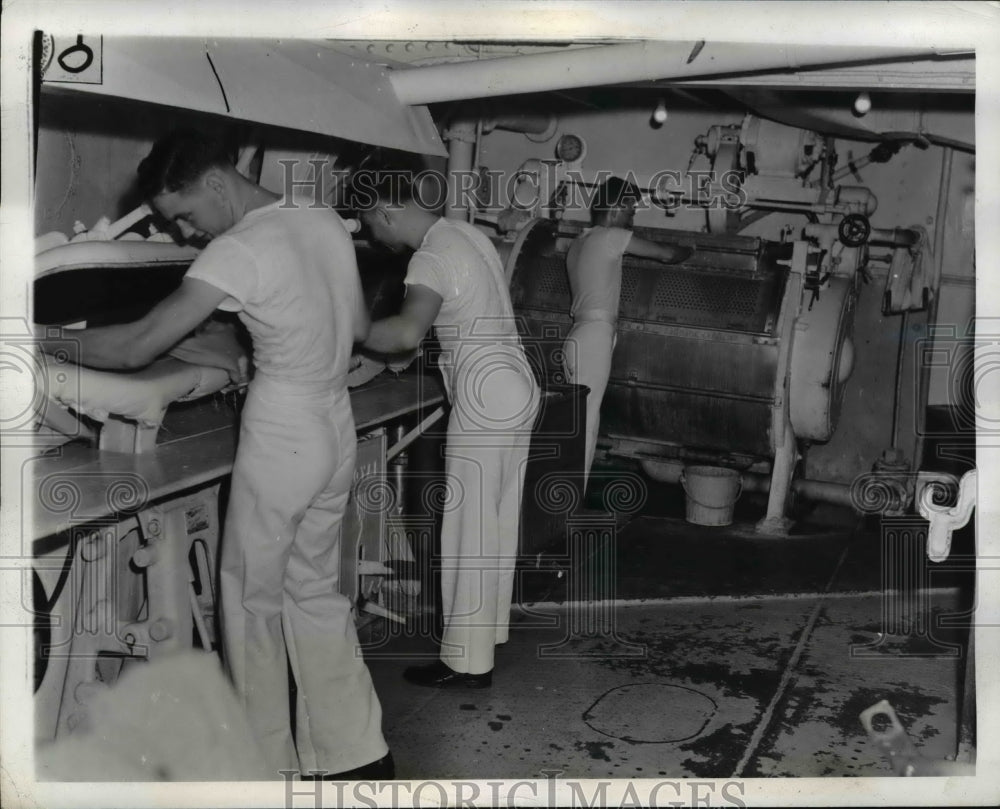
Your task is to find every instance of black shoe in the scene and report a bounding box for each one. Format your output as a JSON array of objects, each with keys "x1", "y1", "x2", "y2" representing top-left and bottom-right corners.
[
  {"x1": 403, "y1": 660, "x2": 493, "y2": 689},
  {"x1": 315, "y1": 750, "x2": 395, "y2": 780}
]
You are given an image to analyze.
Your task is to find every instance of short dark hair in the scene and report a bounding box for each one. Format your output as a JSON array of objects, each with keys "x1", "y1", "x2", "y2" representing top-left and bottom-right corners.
[
  {"x1": 348, "y1": 169, "x2": 419, "y2": 213},
  {"x1": 592, "y1": 176, "x2": 642, "y2": 220},
  {"x1": 137, "y1": 129, "x2": 232, "y2": 199}
]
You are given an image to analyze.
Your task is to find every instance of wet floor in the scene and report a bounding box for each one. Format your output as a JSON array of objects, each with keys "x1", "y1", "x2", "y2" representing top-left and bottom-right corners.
[{"x1": 361, "y1": 479, "x2": 974, "y2": 780}]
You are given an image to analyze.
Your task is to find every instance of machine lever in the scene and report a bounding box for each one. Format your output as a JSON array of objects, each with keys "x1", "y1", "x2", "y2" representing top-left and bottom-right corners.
[{"x1": 386, "y1": 406, "x2": 446, "y2": 462}]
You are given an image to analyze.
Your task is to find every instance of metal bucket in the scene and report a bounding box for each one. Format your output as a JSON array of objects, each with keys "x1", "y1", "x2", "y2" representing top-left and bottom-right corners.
[{"x1": 680, "y1": 466, "x2": 742, "y2": 526}]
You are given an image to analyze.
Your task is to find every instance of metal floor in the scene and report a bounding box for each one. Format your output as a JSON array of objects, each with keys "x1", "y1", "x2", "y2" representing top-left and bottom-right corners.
[{"x1": 361, "y1": 481, "x2": 974, "y2": 781}]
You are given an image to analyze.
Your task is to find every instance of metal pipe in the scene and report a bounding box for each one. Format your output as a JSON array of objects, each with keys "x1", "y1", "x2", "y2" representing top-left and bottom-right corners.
[
  {"x1": 390, "y1": 42, "x2": 941, "y2": 105},
  {"x1": 640, "y1": 458, "x2": 857, "y2": 510},
  {"x1": 235, "y1": 144, "x2": 259, "y2": 177},
  {"x1": 793, "y1": 479, "x2": 857, "y2": 510},
  {"x1": 869, "y1": 227, "x2": 921, "y2": 247},
  {"x1": 912, "y1": 146, "x2": 954, "y2": 470},
  {"x1": 469, "y1": 117, "x2": 484, "y2": 225},
  {"x1": 483, "y1": 113, "x2": 556, "y2": 137},
  {"x1": 444, "y1": 120, "x2": 477, "y2": 220},
  {"x1": 640, "y1": 459, "x2": 684, "y2": 484},
  {"x1": 891, "y1": 312, "x2": 909, "y2": 450}
]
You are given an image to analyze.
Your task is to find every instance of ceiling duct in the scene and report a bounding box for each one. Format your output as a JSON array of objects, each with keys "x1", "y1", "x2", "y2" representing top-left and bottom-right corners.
[{"x1": 389, "y1": 41, "x2": 945, "y2": 105}]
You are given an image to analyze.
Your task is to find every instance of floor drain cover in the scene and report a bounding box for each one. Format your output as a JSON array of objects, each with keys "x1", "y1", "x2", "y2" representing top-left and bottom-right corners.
[{"x1": 584, "y1": 683, "x2": 717, "y2": 743}]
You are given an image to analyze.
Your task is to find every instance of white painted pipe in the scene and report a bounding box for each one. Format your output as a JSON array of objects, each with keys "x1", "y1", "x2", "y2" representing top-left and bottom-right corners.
[
  {"x1": 445, "y1": 137, "x2": 476, "y2": 220},
  {"x1": 235, "y1": 144, "x2": 260, "y2": 178},
  {"x1": 390, "y1": 42, "x2": 940, "y2": 105},
  {"x1": 484, "y1": 113, "x2": 556, "y2": 138},
  {"x1": 794, "y1": 479, "x2": 857, "y2": 510},
  {"x1": 445, "y1": 120, "x2": 477, "y2": 220},
  {"x1": 911, "y1": 146, "x2": 954, "y2": 475},
  {"x1": 640, "y1": 458, "x2": 857, "y2": 510}
]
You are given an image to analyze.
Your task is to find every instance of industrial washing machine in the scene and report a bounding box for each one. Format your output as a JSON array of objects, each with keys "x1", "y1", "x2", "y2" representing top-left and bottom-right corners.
[{"x1": 505, "y1": 219, "x2": 863, "y2": 533}]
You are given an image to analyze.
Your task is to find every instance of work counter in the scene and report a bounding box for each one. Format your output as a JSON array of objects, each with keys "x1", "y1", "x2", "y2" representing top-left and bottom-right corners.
[
  {"x1": 31, "y1": 371, "x2": 446, "y2": 546},
  {"x1": 30, "y1": 371, "x2": 584, "y2": 743}
]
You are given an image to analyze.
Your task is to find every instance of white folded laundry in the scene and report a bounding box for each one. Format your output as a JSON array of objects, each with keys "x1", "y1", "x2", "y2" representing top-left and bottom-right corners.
[{"x1": 44, "y1": 359, "x2": 232, "y2": 428}]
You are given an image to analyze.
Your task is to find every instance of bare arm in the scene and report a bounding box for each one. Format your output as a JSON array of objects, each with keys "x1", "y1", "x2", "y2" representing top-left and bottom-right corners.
[
  {"x1": 363, "y1": 283, "x2": 442, "y2": 355},
  {"x1": 353, "y1": 278, "x2": 372, "y2": 344},
  {"x1": 36, "y1": 277, "x2": 229, "y2": 370},
  {"x1": 627, "y1": 235, "x2": 694, "y2": 265}
]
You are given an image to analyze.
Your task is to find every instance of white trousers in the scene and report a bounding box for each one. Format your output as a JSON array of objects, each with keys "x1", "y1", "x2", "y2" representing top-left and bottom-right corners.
[
  {"x1": 438, "y1": 353, "x2": 540, "y2": 675},
  {"x1": 562, "y1": 319, "x2": 617, "y2": 489},
  {"x1": 220, "y1": 380, "x2": 387, "y2": 777}
]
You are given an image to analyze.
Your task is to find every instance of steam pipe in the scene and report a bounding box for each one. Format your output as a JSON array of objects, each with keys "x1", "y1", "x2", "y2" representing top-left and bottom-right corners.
[
  {"x1": 869, "y1": 227, "x2": 921, "y2": 247},
  {"x1": 482, "y1": 113, "x2": 557, "y2": 140},
  {"x1": 640, "y1": 459, "x2": 857, "y2": 510},
  {"x1": 390, "y1": 42, "x2": 941, "y2": 105},
  {"x1": 444, "y1": 119, "x2": 477, "y2": 220},
  {"x1": 912, "y1": 146, "x2": 954, "y2": 470},
  {"x1": 444, "y1": 108, "x2": 557, "y2": 220}
]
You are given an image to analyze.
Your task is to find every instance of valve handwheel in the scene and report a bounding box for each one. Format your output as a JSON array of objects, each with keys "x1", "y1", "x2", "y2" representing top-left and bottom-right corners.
[{"x1": 838, "y1": 213, "x2": 871, "y2": 247}]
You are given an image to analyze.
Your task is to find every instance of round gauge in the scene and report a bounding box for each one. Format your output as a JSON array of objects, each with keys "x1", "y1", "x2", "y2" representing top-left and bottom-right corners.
[{"x1": 555, "y1": 133, "x2": 587, "y2": 163}]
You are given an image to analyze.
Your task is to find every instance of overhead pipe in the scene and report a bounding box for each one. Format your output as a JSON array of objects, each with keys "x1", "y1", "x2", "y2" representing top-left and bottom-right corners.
[{"x1": 390, "y1": 42, "x2": 943, "y2": 105}]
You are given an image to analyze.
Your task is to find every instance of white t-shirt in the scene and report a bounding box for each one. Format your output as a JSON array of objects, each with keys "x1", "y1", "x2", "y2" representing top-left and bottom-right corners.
[
  {"x1": 404, "y1": 217, "x2": 526, "y2": 400},
  {"x1": 185, "y1": 197, "x2": 362, "y2": 388},
  {"x1": 565, "y1": 226, "x2": 633, "y2": 319}
]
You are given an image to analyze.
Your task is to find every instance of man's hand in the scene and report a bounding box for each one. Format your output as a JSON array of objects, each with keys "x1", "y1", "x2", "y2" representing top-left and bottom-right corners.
[
  {"x1": 168, "y1": 319, "x2": 249, "y2": 384},
  {"x1": 364, "y1": 283, "x2": 442, "y2": 356},
  {"x1": 33, "y1": 277, "x2": 228, "y2": 371},
  {"x1": 628, "y1": 236, "x2": 694, "y2": 265},
  {"x1": 662, "y1": 244, "x2": 695, "y2": 264}
]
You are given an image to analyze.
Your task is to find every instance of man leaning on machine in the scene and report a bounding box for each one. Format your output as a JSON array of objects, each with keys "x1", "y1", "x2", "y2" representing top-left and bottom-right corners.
[{"x1": 37, "y1": 129, "x2": 394, "y2": 780}]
